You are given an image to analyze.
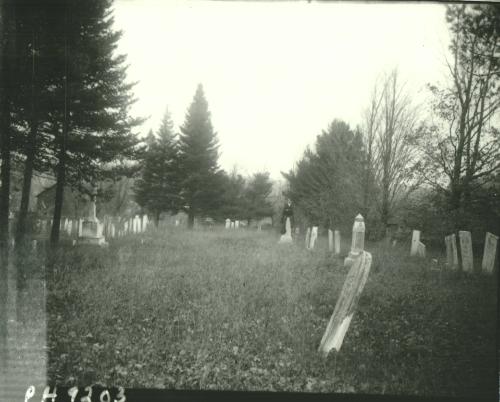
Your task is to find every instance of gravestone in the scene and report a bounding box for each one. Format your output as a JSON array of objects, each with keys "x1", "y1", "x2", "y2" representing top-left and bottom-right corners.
[
  {"x1": 295, "y1": 227, "x2": 300, "y2": 235},
  {"x1": 305, "y1": 227, "x2": 311, "y2": 249},
  {"x1": 110, "y1": 223, "x2": 115, "y2": 238},
  {"x1": 230, "y1": 221, "x2": 235, "y2": 229},
  {"x1": 278, "y1": 217, "x2": 293, "y2": 244},
  {"x1": 225, "y1": 219, "x2": 230, "y2": 229},
  {"x1": 77, "y1": 190, "x2": 107, "y2": 246},
  {"x1": 328, "y1": 229, "x2": 334, "y2": 252},
  {"x1": 78, "y1": 219, "x2": 83, "y2": 237},
  {"x1": 142, "y1": 215, "x2": 149, "y2": 232},
  {"x1": 416, "y1": 241, "x2": 426, "y2": 257},
  {"x1": 235, "y1": 220, "x2": 240, "y2": 229},
  {"x1": 445, "y1": 234, "x2": 458, "y2": 269},
  {"x1": 175, "y1": 219, "x2": 179, "y2": 226},
  {"x1": 334, "y1": 230, "x2": 341, "y2": 255},
  {"x1": 66, "y1": 220, "x2": 72, "y2": 236},
  {"x1": 124, "y1": 221, "x2": 129, "y2": 233},
  {"x1": 344, "y1": 214, "x2": 365, "y2": 267},
  {"x1": 410, "y1": 230, "x2": 420, "y2": 256},
  {"x1": 309, "y1": 226, "x2": 318, "y2": 250},
  {"x1": 482, "y1": 232, "x2": 498, "y2": 274},
  {"x1": 459, "y1": 231, "x2": 473, "y2": 273},
  {"x1": 319, "y1": 251, "x2": 372, "y2": 356},
  {"x1": 135, "y1": 215, "x2": 141, "y2": 233}
]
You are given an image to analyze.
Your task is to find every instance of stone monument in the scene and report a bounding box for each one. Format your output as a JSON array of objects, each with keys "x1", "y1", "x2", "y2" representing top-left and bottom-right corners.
[
  {"x1": 319, "y1": 251, "x2": 372, "y2": 355},
  {"x1": 445, "y1": 234, "x2": 459, "y2": 269},
  {"x1": 279, "y1": 217, "x2": 293, "y2": 244},
  {"x1": 459, "y1": 230, "x2": 473, "y2": 273},
  {"x1": 481, "y1": 232, "x2": 498, "y2": 274},
  {"x1": 344, "y1": 214, "x2": 365, "y2": 267},
  {"x1": 77, "y1": 188, "x2": 107, "y2": 246}
]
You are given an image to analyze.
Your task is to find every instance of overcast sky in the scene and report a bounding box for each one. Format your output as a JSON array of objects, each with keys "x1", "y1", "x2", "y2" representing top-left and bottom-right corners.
[{"x1": 112, "y1": 0, "x2": 451, "y2": 180}]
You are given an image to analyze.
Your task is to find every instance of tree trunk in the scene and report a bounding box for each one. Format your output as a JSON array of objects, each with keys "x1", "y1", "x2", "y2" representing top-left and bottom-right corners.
[
  {"x1": 16, "y1": 31, "x2": 38, "y2": 248},
  {"x1": 51, "y1": 30, "x2": 69, "y2": 247},
  {"x1": 187, "y1": 212, "x2": 195, "y2": 229},
  {"x1": 50, "y1": 146, "x2": 66, "y2": 246},
  {"x1": 155, "y1": 210, "x2": 160, "y2": 228},
  {"x1": 0, "y1": 0, "x2": 15, "y2": 261}
]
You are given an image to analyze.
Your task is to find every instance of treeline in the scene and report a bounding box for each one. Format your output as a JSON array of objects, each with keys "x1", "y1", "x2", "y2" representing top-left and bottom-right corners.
[
  {"x1": 134, "y1": 85, "x2": 274, "y2": 228},
  {"x1": 285, "y1": 4, "x2": 500, "y2": 243}
]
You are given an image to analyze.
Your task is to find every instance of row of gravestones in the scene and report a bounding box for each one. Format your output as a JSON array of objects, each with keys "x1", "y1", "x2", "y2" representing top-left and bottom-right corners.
[
  {"x1": 27, "y1": 214, "x2": 151, "y2": 240},
  {"x1": 224, "y1": 219, "x2": 240, "y2": 229},
  {"x1": 410, "y1": 229, "x2": 498, "y2": 274}
]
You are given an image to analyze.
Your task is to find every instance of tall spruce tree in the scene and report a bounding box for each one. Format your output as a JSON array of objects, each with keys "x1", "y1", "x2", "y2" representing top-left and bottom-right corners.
[
  {"x1": 178, "y1": 84, "x2": 222, "y2": 228},
  {"x1": 134, "y1": 109, "x2": 181, "y2": 225},
  {"x1": 45, "y1": 0, "x2": 141, "y2": 244}
]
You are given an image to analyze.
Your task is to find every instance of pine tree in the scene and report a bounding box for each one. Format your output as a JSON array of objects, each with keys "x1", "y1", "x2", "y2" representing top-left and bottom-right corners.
[
  {"x1": 244, "y1": 172, "x2": 274, "y2": 225},
  {"x1": 178, "y1": 84, "x2": 222, "y2": 228},
  {"x1": 134, "y1": 109, "x2": 181, "y2": 225},
  {"x1": 44, "y1": 0, "x2": 142, "y2": 244}
]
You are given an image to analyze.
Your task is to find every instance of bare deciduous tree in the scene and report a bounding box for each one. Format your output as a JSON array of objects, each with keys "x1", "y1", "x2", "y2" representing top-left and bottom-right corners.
[{"x1": 417, "y1": 4, "x2": 500, "y2": 222}]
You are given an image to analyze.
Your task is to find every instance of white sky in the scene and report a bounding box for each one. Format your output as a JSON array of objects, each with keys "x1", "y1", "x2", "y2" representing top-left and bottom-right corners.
[{"x1": 112, "y1": 0, "x2": 451, "y2": 180}]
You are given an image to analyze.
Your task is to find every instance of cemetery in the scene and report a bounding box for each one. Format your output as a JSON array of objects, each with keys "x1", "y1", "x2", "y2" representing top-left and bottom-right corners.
[
  {"x1": 31, "y1": 211, "x2": 495, "y2": 397},
  {"x1": 0, "y1": 1, "x2": 498, "y2": 401}
]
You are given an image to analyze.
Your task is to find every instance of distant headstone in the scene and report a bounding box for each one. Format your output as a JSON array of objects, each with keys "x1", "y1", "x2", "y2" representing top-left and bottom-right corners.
[
  {"x1": 410, "y1": 230, "x2": 420, "y2": 256},
  {"x1": 110, "y1": 223, "x2": 116, "y2": 238},
  {"x1": 334, "y1": 230, "x2": 341, "y2": 255},
  {"x1": 445, "y1": 234, "x2": 458, "y2": 269},
  {"x1": 344, "y1": 214, "x2": 365, "y2": 267},
  {"x1": 142, "y1": 215, "x2": 149, "y2": 232},
  {"x1": 235, "y1": 220, "x2": 240, "y2": 229},
  {"x1": 482, "y1": 232, "x2": 498, "y2": 274},
  {"x1": 318, "y1": 251, "x2": 372, "y2": 356},
  {"x1": 278, "y1": 217, "x2": 293, "y2": 244},
  {"x1": 309, "y1": 226, "x2": 318, "y2": 250},
  {"x1": 459, "y1": 230, "x2": 473, "y2": 273},
  {"x1": 305, "y1": 227, "x2": 311, "y2": 249},
  {"x1": 416, "y1": 241, "x2": 426, "y2": 257},
  {"x1": 230, "y1": 221, "x2": 235, "y2": 229},
  {"x1": 78, "y1": 219, "x2": 83, "y2": 237},
  {"x1": 225, "y1": 219, "x2": 230, "y2": 229},
  {"x1": 124, "y1": 221, "x2": 129, "y2": 233},
  {"x1": 328, "y1": 229, "x2": 334, "y2": 252},
  {"x1": 66, "y1": 220, "x2": 72, "y2": 236}
]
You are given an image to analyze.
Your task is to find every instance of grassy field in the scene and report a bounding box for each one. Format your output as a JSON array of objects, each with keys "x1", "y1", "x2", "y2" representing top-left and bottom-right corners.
[{"x1": 45, "y1": 227, "x2": 497, "y2": 397}]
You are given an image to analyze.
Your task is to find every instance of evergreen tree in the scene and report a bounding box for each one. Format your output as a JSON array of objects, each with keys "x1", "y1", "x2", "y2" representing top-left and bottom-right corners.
[
  {"x1": 178, "y1": 84, "x2": 222, "y2": 228},
  {"x1": 283, "y1": 120, "x2": 365, "y2": 232},
  {"x1": 134, "y1": 109, "x2": 181, "y2": 225},
  {"x1": 244, "y1": 172, "x2": 274, "y2": 225},
  {"x1": 218, "y1": 168, "x2": 246, "y2": 221},
  {"x1": 43, "y1": 0, "x2": 142, "y2": 244}
]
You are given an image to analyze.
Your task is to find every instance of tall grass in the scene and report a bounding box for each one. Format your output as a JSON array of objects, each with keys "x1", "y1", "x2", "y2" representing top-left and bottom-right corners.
[{"x1": 46, "y1": 227, "x2": 497, "y2": 397}]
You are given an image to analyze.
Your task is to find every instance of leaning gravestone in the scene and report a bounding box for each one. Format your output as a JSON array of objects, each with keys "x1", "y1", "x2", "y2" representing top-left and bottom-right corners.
[
  {"x1": 410, "y1": 230, "x2": 420, "y2": 256},
  {"x1": 309, "y1": 226, "x2": 318, "y2": 250},
  {"x1": 305, "y1": 227, "x2": 311, "y2": 249},
  {"x1": 279, "y1": 217, "x2": 293, "y2": 244},
  {"x1": 445, "y1": 234, "x2": 459, "y2": 269},
  {"x1": 328, "y1": 229, "x2": 334, "y2": 252},
  {"x1": 319, "y1": 250, "x2": 372, "y2": 356},
  {"x1": 344, "y1": 214, "x2": 365, "y2": 267},
  {"x1": 482, "y1": 232, "x2": 498, "y2": 274},
  {"x1": 334, "y1": 230, "x2": 341, "y2": 255},
  {"x1": 459, "y1": 231, "x2": 473, "y2": 273}
]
